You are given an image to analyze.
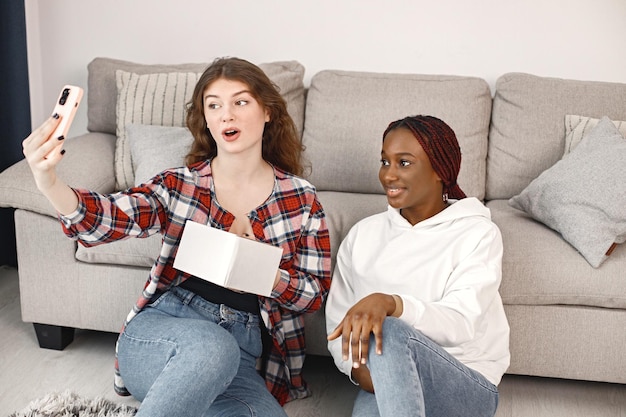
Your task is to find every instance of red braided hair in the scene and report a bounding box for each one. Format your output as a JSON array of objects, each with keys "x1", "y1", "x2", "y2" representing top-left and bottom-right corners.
[{"x1": 383, "y1": 115, "x2": 466, "y2": 200}]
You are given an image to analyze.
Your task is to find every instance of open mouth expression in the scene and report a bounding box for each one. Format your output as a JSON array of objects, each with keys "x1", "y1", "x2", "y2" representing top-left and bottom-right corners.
[{"x1": 203, "y1": 78, "x2": 270, "y2": 154}]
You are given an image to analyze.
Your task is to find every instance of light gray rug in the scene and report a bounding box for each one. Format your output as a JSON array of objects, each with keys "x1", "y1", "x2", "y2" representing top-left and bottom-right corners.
[{"x1": 8, "y1": 391, "x2": 137, "y2": 417}]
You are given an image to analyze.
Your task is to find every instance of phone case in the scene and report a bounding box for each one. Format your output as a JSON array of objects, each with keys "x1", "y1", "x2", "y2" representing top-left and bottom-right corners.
[
  {"x1": 51, "y1": 85, "x2": 83, "y2": 140},
  {"x1": 45, "y1": 85, "x2": 83, "y2": 159}
]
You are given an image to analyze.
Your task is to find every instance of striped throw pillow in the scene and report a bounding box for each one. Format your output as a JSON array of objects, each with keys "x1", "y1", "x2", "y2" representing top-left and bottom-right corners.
[
  {"x1": 115, "y1": 70, "x2": 201, "y2": 189},
  {"x1": 564, "y1": 115, "x2": 626, "y2": 157}
]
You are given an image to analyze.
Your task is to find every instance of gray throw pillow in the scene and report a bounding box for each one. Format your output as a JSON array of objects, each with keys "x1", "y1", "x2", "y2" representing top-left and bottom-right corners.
[
  {"x1": 509, "y1": 116, "x2": 626, "y2": 268},
  {"x1": 127, "y1": 124, "x2": 193, "y2": 186}
]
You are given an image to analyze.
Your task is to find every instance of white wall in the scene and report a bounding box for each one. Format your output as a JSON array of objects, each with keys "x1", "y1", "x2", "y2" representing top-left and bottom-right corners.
[{"x1": 25, "y1": 0, "x2": 626, "y2": 137}]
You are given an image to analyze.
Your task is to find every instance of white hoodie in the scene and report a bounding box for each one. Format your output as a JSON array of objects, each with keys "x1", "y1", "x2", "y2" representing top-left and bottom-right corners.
[{"x1": 326, "y1": 197, "x2": 510, "y2": 386}]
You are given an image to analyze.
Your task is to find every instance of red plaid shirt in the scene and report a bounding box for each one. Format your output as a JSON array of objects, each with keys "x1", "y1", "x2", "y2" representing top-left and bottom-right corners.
[{"x1": 59, "y1": 160, "x2": 331, "y2": 405}]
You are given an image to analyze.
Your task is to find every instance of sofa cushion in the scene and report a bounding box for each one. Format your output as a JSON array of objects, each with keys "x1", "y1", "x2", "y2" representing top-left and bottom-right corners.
[
  {"x1": 487, "y1": 72, "x2": 626, "y2": 200},
  {"x1": 317, "y1": 191, "x2": 388, "y2": 265},
  {"x1": 302, "y1": 70, "x2": 492, "y2": 200},
  {"x1": 128, "y1": 124, "x2": 193, "y2": 186},
  {"x1": 0, "y1": 133, "x2": 116, "y2": 217},
  {"x1": 75, "y1": 233, "x2": 162, "y2": 267},
  {"x1": 508, "y1": 117, "x2": 626, "y2": 268},
  {"x1": 488, "y1": 200, "x2": 626, "y2": 309},
  {"x1": 564, "y1": 114, "x2": 626, "y2": 156},
  {"x1": 87, "y1": 57, "x2": 306, "y2": 189}
]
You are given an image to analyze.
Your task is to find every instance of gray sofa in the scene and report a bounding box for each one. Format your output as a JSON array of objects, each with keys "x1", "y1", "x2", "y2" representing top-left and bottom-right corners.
[{"x1": 1, "y1": 57, "x2": 625, "y2": 415}]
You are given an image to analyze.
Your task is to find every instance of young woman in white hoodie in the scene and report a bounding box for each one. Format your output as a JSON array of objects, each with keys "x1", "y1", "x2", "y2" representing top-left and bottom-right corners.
[{"x1": 326, "y1": 115, "x2": 510, "y2": 417}]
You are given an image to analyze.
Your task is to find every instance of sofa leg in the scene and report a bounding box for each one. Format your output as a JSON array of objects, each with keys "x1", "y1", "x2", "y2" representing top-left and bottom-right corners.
[{"x1": 33, "y1": 323, "x2": 75, "y2": 350}]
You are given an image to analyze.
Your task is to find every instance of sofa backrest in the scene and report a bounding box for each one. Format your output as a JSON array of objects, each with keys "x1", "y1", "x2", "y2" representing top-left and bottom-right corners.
[
  {"x1": 87, "y1": 57, "x2": 307, "y2": 137},
  {"x1": 87, "y1": 58, "x2": 208, "y2": 135},
  {"x1": 302, "y1": 69, "x2": 493, "y2": 199},
  {"x1": 86, "y1": 57, "x2": 306, "y2": 189},
  {"x1": 301, "y1": 69, "x2": 493, "y2": 262},
  {"x1": 486, "y1": 72, "x2": 626, "y2": 200}
]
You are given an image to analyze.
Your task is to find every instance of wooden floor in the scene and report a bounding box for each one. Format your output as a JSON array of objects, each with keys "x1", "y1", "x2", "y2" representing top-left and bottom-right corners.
[{"x1": 1, "y1": 265, "x2": 625, "y2": 416}]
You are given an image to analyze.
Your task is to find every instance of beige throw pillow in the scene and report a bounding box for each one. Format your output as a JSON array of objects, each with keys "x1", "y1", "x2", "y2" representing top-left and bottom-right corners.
[
  {"x1": 564, "y1": 115, "x2": 626, "y2": 156},
  {"x1": 115, "y1": 70, "x2": 200, "y2": 189}
]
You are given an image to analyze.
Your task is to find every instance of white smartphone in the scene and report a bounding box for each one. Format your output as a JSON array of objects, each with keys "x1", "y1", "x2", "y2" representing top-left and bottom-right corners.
[{"x1": 47, "y1": 85, "x2": 83, "y2": 158}]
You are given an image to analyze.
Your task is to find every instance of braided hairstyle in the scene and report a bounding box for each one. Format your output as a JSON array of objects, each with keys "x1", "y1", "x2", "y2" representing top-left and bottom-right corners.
[{"x1": 383, "y1": 115, "x2": 466, "y2": 200}]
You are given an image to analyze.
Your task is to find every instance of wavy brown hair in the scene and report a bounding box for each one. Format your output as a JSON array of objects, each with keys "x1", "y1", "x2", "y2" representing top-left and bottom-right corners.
[{"x1": 186, "y1": 57, "x2": 304, "y2": 176}]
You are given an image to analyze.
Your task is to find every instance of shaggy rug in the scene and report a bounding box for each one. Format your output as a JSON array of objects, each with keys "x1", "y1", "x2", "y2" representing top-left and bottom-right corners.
[{"x1": 8, "y1": 391, "x2": 137, "y2": 417}]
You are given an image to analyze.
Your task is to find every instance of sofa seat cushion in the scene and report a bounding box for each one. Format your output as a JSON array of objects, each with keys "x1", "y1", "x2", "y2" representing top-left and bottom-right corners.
[
  {"x1": 75, "y1": 233, "x2": 162, "y2": 268},
  {"x1": 317, "y1": 191, "x2": 388, "y2": 264},
  {"x1": 488, "y1": 199, "x2": 626, "y2": 309},
  {"x1": 303, "y1": 70, "x2": 492, "y2": 200}
]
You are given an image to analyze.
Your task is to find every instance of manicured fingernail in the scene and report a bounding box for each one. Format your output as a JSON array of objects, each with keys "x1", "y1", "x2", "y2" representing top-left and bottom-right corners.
[
  {"x1": 353, "y1": 362, "x2": 359, "y2": 369},
  {"x1": 57, "y1": 135, "x2": 65, "y2": 141},
  {"x1": 52, "y1": 113, "x2": 60, "y2": 119},
  {"x1": 361, "y1": 358, "x2": 367, "y2": 364},
  {"x1": 60, "y1": 149, "x2": 66, "y2": 155}
]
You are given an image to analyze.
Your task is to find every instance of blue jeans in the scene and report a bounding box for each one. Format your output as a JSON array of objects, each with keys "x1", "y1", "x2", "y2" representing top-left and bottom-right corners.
[
  {"x1": 352, "y1": 318, "x2": 498, "y2": 417},
  {"x1": 117, "y1": 286, "x2": 287, "y2": 417}
]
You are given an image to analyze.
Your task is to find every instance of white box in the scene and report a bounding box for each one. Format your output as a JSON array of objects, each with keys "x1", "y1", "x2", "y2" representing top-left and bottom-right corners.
[{"x1": 173, "y1": 220, "x2": 283, "y2": 297}]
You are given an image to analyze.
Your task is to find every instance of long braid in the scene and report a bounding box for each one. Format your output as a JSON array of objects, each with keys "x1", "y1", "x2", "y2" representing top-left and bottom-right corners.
[{"x1": 383, "y1": 115, "x2": 466, "y2": 200}]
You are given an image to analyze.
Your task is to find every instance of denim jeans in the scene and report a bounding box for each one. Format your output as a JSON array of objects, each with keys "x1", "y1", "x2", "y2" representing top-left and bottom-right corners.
[
  {"x1": 117, "y1": 286, "x2": 287, "y2": 417},
  {"x1": 351, "y1": 318, "x2": 499, "y2": 417}
]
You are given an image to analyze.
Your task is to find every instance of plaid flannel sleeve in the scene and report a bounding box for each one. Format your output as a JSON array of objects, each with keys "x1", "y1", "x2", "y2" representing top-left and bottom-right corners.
[
  {"x1": 270, "y1": 193, "x2": 332, "y2": 313},
  {"x1": 59, "y1": 181, "x2": 170, "y2": 246}
]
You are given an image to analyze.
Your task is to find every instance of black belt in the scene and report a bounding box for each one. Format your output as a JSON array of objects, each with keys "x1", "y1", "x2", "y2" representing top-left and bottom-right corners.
[{"x1": 178, "y1": 276, "x2": 260, "y2": 314}]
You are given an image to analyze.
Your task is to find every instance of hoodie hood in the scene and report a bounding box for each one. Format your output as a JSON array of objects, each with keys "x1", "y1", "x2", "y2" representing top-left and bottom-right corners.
[{"x1": 388, "y1": 197, "x2": 491, "y2": 229}]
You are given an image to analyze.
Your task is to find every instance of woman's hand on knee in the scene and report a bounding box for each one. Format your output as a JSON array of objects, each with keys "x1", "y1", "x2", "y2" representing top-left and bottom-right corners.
[{"x1": 327, "y1": 293, "x2": 396, "y2": 368}]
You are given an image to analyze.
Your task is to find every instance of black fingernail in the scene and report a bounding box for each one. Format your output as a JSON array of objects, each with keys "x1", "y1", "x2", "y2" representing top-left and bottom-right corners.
[
  {"x1": 52, "y1": 113, "x2": 60, "y2": 119},
  {"x1": 57, "y1": 135, "x2": 65, "y2": 141},
  {"x1": 60, "y1": 149, "x2": 66, "y2": 155}
]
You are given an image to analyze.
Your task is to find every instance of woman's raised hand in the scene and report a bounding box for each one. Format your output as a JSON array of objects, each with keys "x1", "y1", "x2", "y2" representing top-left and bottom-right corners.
[
  {"x1": 22, "y1": 114, "x2": 65, "y2": 192},
  {"x1": 21, "y1": 114, "x2": 78, "y2": 215}
]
